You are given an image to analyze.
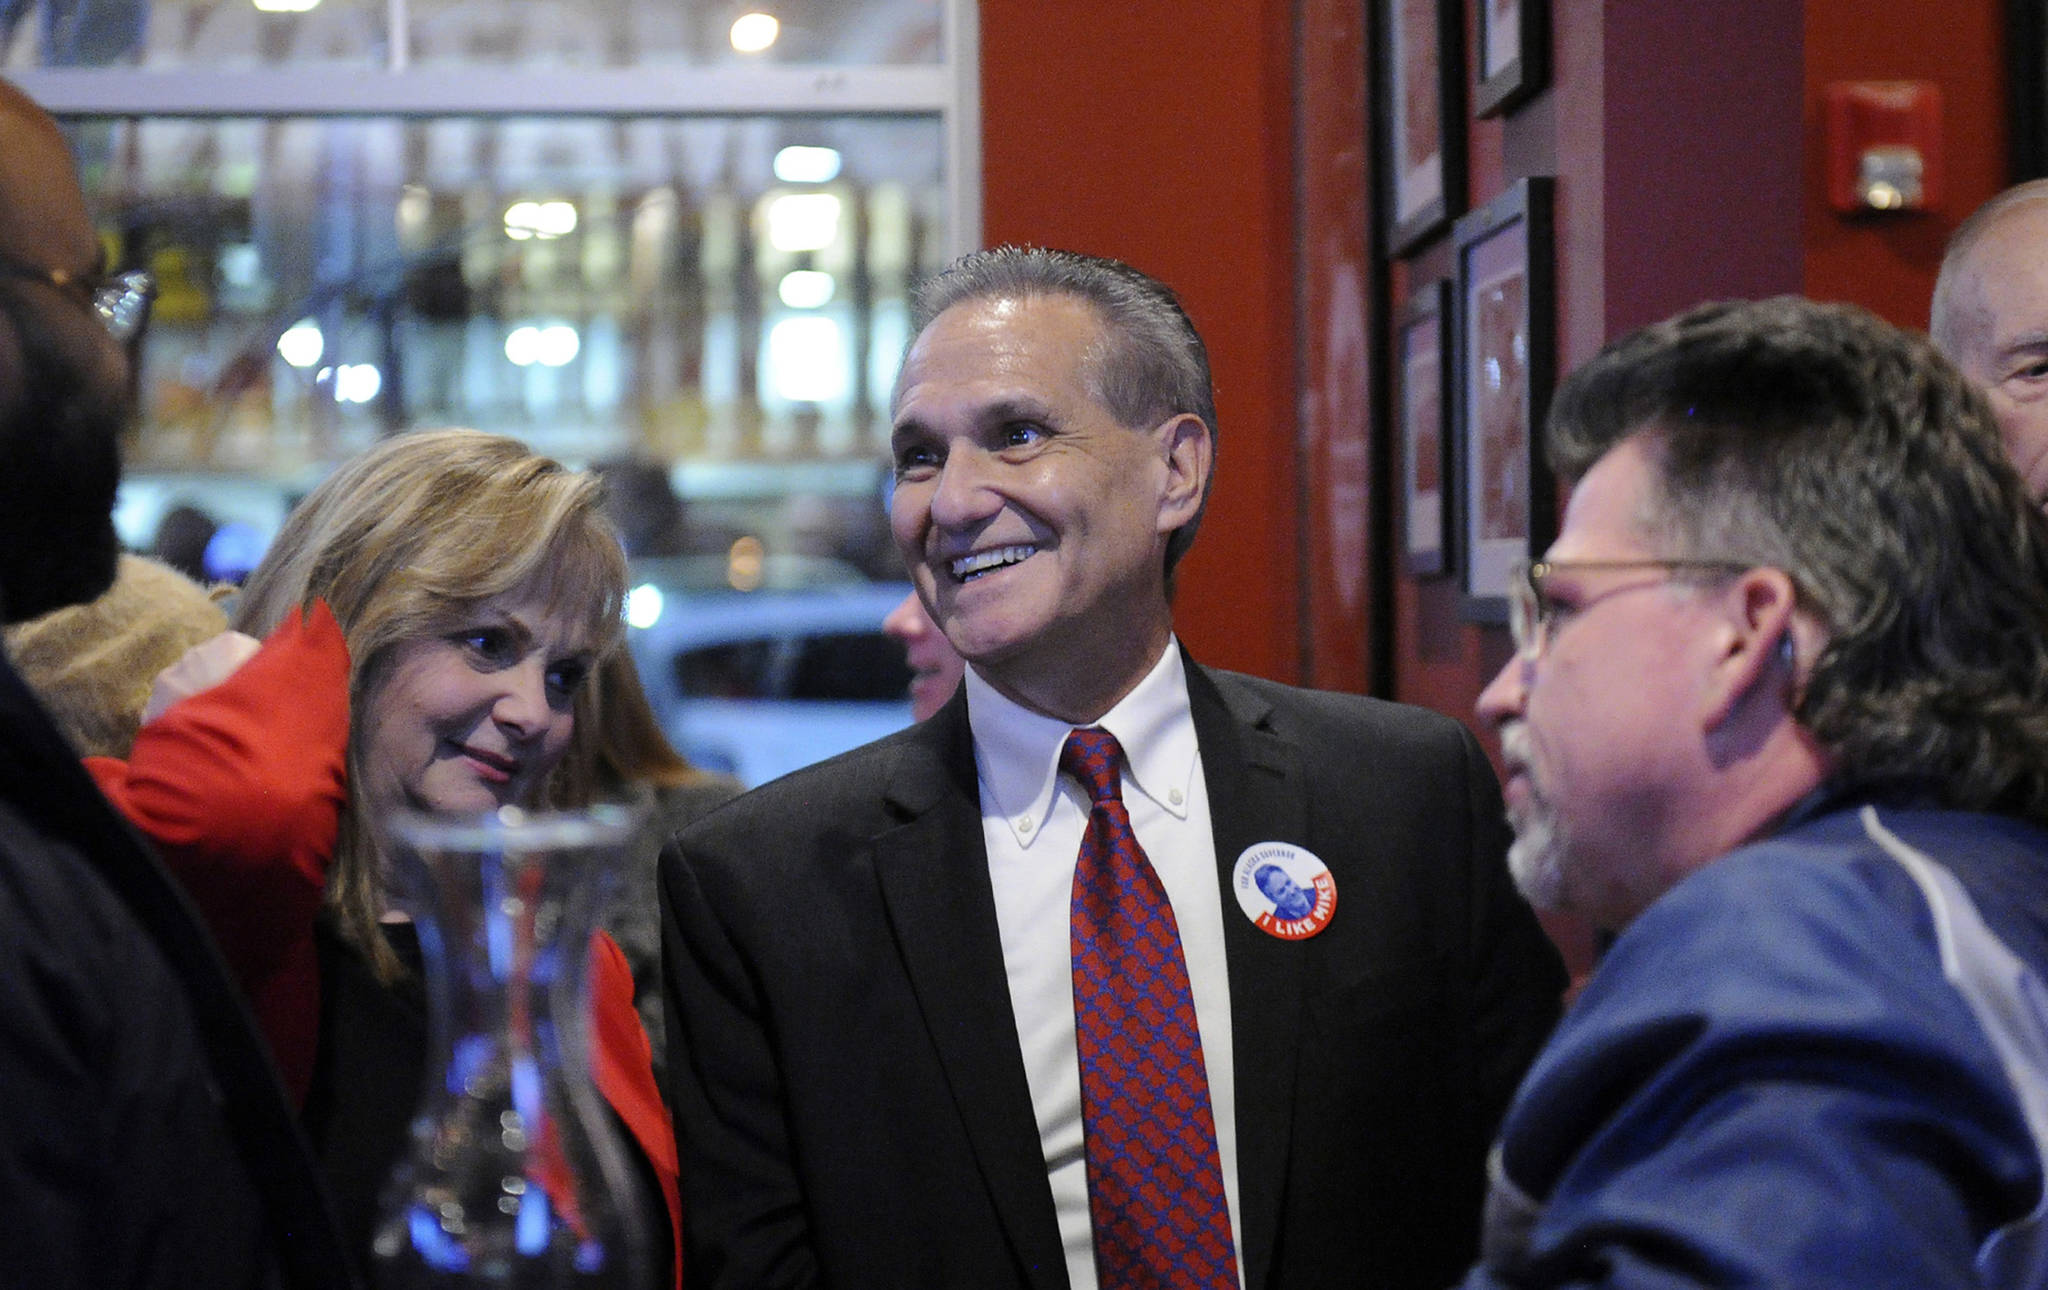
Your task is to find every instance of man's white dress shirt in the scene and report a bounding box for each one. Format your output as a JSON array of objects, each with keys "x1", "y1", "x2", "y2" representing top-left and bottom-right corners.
[{"x1": 967, "y1": 640, "x2": 1243, "y2": 1290}]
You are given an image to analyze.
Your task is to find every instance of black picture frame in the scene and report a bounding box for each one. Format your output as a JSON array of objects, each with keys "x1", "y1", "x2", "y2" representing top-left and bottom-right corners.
[
  {"x1": 1453, "y1": 177, "x2": 1555, "y2": 622},
  {"x1": 2010, "y1": 0, "x2": 2048, "y2": 180},
  {"x1": 1397, "y1": 278, "x2": 1453, "y2": 577},
  {"x1": 1377, "y1": 0, "x2": 1465, "y2": 255},
  {"x1": 1473, "y1": 0, "x2": 1549, "y2": 119}
]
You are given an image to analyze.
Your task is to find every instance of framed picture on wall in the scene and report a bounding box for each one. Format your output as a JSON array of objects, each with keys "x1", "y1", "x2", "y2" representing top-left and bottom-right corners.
[
  {"x1": 1377, "y1": 0, "x2": 1465, "y2": 254},
  {"x1": 1453, "y1": 177, "x2": 1556, "y2": 622},
  {"x1": 2009, "y1": 0, "x2": 2048, "y2": 181},
  {"x1": 1474, "y1": 0, "x2": 1549, "y2": 118},
  {"x1": 1398, "y1": 278, "x2": 1453, "y2": 577}
]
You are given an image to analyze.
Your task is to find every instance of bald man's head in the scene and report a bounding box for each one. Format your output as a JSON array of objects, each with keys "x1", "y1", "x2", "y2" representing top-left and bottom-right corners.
[
  {"x1": 1933, "y1": 179, "x2": 2048, "y2": 509},
  {"x1": 0, "y1": 78, "x2": 130, "y2": 622},
  {"x1": 0, "y1": 81, "x2": 103, "y2": 282}
]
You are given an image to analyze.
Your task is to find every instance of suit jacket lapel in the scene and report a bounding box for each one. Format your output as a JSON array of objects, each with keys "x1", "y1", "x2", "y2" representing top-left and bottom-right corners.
[
  {"x1": 1187, "y1": 655, "x2": 1308, "y2": 1290},
  {"x1": 871, "y1": 691, "x2": 1069, "y2": 1290}
]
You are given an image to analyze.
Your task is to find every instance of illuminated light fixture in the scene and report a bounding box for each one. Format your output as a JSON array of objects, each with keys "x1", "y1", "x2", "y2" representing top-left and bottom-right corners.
[
  {"x1": 503, "y1": 200, "x2": 578, "y2": 242},
  {"x1": 765, "y1": 192, "x2": 841, "y2": 253},
  {"x1": 773, "y1": 146, "x2": 842, "y2": 184},
  {"x1": 505, "y1": 327, "x2": 540, "y2": 367},
  {"x1": 334, "y1": 364, "x2": 382, "y2": 404},
  {"x1": 505, "y1": 323, "x2": 582, "y2": 368},
  {"x1": 253, "y1": 0, "x2": 320, "y2": 12},
  {"x1": 777, "y1": 269, "x2": 836, "y2": 310},
  {"x1": 768, "y1": 316, "x2": 847, "y2": 403},
  {"x1": 625, "y1": 583, "x2": 665, "y2": 630},
  {"x1": 730, "y1": 11, "x2": 779, "y2": 52},
  {"x1": 276, "y1": 318, "x2": 324, "y2": 368},
  {"x1": 727, "y1": 536, "x2": 766, "y2": 591}
]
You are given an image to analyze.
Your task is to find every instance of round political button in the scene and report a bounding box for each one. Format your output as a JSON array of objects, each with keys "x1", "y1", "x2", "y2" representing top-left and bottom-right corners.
[{"x1": 1231, "y1": 842, "x2": 1336, "y2": 941}]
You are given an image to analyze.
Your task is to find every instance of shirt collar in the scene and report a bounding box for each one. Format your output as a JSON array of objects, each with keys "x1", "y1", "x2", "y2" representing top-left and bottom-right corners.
[
  {"x1": 1774, "y1": 777, "x2": 1947, "y2": 835},
  {"x1": 965, "y1": 638, "x2": 1199, "y2": 848}
]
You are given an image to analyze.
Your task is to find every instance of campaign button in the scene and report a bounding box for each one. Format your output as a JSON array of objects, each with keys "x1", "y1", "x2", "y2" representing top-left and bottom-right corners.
[{"x1": 1231, "y1": 842, "x2": 1336, "y2": 940}]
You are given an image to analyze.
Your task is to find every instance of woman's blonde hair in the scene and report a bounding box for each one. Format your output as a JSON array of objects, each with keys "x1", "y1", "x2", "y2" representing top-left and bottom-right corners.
[{"x1": 234, "y1": 428, "x2": 627, "y2": 978}]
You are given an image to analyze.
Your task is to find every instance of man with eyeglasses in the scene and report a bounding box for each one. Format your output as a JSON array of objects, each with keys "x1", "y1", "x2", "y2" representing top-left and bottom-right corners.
[
  {"x1": 1462, "y1": 296, "x2": 2048, "y2": 1288},
  {"x1": 0, "y1": 79, "x2": 354, "y2": 1288}
]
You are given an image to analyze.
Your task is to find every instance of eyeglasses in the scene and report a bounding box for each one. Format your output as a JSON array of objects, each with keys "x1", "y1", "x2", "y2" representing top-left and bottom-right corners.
[
  {"x1": 0, "y1": 255, "x2": 156, "y2": 344},
  {"x1": 1508, "y1": 558, "x2": 1754, "y2": 661}
]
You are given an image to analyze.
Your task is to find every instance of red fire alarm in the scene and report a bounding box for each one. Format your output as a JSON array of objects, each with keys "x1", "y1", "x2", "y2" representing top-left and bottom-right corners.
[{"x1": 1824, "y1": 80, "x2": 1942, "y2": 214}]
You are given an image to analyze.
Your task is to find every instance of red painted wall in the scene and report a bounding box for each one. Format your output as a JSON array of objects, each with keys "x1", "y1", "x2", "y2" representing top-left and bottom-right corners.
[
  {"x1": 978, "y1": 0, "x2": 1301, "y2": 683},
  {"x1": 1297, "y1": 0, "x2": 1375, "y2": 695},
  {"x1": 1801, "y1": 0, "x2": 2008, "y2": 327}
]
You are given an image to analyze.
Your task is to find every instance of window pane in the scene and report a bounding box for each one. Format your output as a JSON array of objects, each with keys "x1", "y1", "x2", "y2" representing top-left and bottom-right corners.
[
  {"x1": 409, "y1": 0, "x2": 943, "y2": 68},
  {"x1": 677, "y1": 641, "x2": 778, "y2": 699},
  {"x1": 789, "y1": 631, "x2": 913, "y2": 701},
  {"x1": 2, "y1": 0, "x2": 384, "y2": 69},
  {"x1": 66, "y1": 112, "x2": 946, "y2": 577},
  {"x1": 3, "y1": 0, "x2": 943, "y2": 70}
]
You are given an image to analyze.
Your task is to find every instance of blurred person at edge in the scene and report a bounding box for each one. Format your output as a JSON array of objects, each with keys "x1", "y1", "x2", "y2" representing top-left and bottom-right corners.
[
  {"x1": 0, "y1": 76, "x2": 356, "y2": 1289},
  {"x1": 1933, "y1": 177, "x2": 2048, "y2": 509},
  {"x1": 1463, "y1": 297, "x2": 2048, "y2": 1288},
  {"x1": 883, "y1": 586, "x2": 967, "y2": 720},
  {"x1": 115, "y1": 427, "x2": 685, "y2": 1285},
  {"x1": 6, "y1": 552, "x2": 229, "y2": 759}
]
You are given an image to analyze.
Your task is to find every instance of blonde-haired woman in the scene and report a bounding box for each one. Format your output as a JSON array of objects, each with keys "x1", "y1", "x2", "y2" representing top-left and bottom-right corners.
[
  {"x1": 129, "y1": 428, "x2": 680, "y2": 1283},
  {"x1": 235, "y1": 427, "x2": 626, "y2": 975}
]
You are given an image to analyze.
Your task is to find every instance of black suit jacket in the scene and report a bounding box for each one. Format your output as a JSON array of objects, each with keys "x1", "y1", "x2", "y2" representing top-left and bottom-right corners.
[{"x1": 661, "y1": 655, "x2": 1565, "y2": 1289}]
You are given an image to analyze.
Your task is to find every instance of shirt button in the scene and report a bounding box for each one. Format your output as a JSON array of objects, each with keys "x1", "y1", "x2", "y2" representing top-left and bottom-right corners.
[
  {"x1": 1169, "y1": 789, "x2": 1184, "y2": 806},
  {"x1": 1018, "y1": 815, "x2": 1034, "y2": 834}
]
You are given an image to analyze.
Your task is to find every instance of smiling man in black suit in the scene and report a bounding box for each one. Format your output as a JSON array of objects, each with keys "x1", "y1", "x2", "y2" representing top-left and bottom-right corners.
[{"x1": 661, "y1": 245, "x2": 1565, "y2": 1290}]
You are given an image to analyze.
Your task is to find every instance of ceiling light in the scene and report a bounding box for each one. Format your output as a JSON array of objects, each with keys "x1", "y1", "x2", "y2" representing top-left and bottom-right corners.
[
  {"x1": 504, "y1": 200, "x2": 578, "y2": 241},
  {"x1": 766, "y1": 192, "x2": 841, "y2": 253},
  {"x1": 730, "y1": 12, "x2": 779, "y2": 53},
  {"x1": 333, "y1": 364, "x2": 381, "y2": 404},
  {"x1": 769, "y1": 316, "x2": 847, "y2": 403},
  {"x1": 276, "y1": 319, "x2": 323, "y2": 369},
  {"x1": 778, "y1": 270, "x2": 836, "y2": 309},
  {"x1": 506, "y1": 323, "x2": 581, "y2": 368},
  {"x1": 773, "y1": 146, "x2": 842, "y2": 184},
  {"x1": 626, "y1": 583, "x2": 664, "y2": 630}
]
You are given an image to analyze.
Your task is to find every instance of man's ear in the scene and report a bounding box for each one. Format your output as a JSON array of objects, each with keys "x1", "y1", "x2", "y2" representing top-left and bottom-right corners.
[
  {"x1": 1702, "y1": 566, "x2": 1802, "y2": 732},
  {"x1": 1154, "y1": 413, "x2": 1212, "y2": 536}
]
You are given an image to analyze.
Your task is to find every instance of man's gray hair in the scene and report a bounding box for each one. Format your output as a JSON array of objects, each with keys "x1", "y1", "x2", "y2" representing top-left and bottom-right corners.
[{"x1": 903, "y1": 246, "x2": 1218, "y2": 576}]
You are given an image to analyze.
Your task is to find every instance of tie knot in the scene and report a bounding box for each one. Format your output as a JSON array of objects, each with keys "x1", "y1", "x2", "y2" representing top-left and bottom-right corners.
[{"x1": 1061, "y1": 727, "x2": 1124, "y2": 805}]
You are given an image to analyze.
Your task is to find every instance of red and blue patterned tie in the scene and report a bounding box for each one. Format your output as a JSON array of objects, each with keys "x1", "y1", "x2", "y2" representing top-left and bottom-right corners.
[{"x1": 1063, "y1": 727, "x2": 1239, "y2": 1289}]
